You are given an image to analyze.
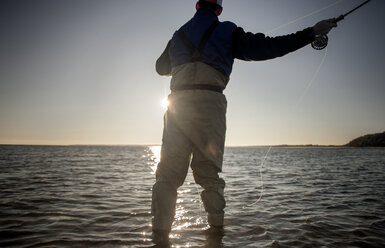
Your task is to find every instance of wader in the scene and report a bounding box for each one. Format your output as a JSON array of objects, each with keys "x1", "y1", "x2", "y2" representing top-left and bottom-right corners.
[{"x1": 152, "y1": 22, "x2": 228, "y2": 232}]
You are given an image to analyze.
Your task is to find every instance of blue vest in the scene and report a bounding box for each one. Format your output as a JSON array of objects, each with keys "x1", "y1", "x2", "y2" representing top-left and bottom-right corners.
[{"x1": 169, "y1": 9, "x2": 236, "y2": 77}]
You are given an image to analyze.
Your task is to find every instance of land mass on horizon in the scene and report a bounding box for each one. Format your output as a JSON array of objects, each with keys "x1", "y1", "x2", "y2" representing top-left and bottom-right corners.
[{"x1": 345, "y1": 131, "x2": 385, "y2": 147}]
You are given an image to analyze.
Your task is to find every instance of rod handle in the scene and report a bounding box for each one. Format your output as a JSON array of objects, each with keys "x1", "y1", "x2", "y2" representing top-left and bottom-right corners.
[{"x1": 335, "y1": 15, "x2": 345, "y2": 23}]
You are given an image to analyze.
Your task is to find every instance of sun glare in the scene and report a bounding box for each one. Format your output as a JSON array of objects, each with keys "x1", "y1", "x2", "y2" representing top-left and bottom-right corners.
[{"x1": 161, "y1": 97, "x2": 169, "y2": 110}]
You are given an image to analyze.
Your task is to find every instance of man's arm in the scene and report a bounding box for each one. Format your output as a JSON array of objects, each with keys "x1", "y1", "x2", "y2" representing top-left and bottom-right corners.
[
  {"x1": 232, "y1": 19, "x2": 337, "y2": 61},
  {"x1": 156, "y1": 40, "x2": 172, "y2": 76},
  {"x1": 232, "y1": 27, "x2": 316, "y2": 61}
]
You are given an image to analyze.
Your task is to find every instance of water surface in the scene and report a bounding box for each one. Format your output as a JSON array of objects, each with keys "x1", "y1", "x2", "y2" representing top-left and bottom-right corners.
[{"x1": 0, "y1": 145, "x2": 384, "y2": 247}]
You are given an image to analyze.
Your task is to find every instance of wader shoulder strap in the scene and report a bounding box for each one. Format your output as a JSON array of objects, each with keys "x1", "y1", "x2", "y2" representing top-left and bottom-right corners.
[
  {"x1": 173, "y1": 21, "x2": 224, "y2": 94},
  {"x1": 177, "y1": 21, "x2": 220, "y2": 62}
]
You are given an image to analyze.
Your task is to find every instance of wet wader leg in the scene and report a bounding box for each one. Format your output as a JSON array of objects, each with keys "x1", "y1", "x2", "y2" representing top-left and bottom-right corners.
[
  {"x1": 151, "y1": 111, "x2": 192, "y2": 232},
  {"x1": 184, "y1": 91, "x2": 227, "y2": 227},
  {"x1": 190, "y1": 149, "x2": 226, "y2": 227}
]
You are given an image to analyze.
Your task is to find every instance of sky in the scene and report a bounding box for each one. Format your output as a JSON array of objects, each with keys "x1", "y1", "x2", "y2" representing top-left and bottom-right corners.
[{"x1": 0, "y1": 0, "x2": 384, "y2": 146}]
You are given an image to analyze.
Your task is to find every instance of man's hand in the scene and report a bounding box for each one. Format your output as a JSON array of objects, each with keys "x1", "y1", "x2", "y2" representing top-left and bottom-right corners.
[{"x1": 313, "y1": 19, "x2": 338, "y2": 36}]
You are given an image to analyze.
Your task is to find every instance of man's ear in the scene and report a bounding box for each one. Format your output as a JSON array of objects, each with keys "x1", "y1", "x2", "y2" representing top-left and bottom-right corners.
[
  {"x1": 217, "y1": 7, "x2": 223, "y2": 16},
  {"x1": 196, "y1": 1, "x2": 199, "y2": 11}
]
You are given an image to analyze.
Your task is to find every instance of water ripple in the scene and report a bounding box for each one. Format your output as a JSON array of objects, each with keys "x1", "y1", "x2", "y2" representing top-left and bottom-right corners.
[{"x1": 0, "y1": 146, "x2": 384, "y2": 247}]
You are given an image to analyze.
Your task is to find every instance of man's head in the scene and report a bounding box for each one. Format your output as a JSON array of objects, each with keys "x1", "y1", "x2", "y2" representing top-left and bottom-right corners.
[{"x1": 196, "y1": 0, "x2": 223, "y2": 16}]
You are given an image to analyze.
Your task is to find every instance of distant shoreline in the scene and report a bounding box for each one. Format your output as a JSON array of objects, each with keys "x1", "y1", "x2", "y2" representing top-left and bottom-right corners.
[
  {"x1": 225, "y1": 145, "x2": 384, "y2": 149},
  {"x1": 1, "y1": 144, "x2": 384, "y2": 149}
]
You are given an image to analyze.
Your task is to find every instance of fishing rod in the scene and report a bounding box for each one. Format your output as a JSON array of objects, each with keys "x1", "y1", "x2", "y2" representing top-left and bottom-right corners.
[{"x1": 312, "y1": 0, "x2": 372, "y2": 50}]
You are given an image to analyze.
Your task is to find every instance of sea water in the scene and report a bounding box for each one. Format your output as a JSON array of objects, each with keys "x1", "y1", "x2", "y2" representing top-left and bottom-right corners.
[{"x1": 0, "y1": 145, "x2": 384, "y2": 247}]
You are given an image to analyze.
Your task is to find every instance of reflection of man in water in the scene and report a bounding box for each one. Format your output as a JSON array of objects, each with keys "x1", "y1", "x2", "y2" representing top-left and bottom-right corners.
[{"x1": 152, "y1": 0, "x2": 336, "y2": 241}]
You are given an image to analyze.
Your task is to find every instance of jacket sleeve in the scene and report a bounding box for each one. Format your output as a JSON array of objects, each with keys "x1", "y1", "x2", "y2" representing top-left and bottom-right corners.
[
  {"x1": 232, "y1": 27, "x2": 316, "y2": 61},
  {"x1": 155, "y1": 40, "x2": 172, "y2": 76}
]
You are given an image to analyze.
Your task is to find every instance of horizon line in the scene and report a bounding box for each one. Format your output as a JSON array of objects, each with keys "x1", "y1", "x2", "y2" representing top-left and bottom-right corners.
[{"x1": 0, "y1": 143, "x2": 347, "y2": 148}]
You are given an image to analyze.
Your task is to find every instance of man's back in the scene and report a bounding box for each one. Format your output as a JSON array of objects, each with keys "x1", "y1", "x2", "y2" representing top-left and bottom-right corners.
[{"x1": 169, "y1": 8, "x2": 236, "y2": 78}]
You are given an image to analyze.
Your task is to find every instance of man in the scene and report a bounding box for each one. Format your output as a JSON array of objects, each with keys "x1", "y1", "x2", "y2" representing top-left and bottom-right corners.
[{"x1": 152, "y1": 0, "x2": 336, "y2": 240}]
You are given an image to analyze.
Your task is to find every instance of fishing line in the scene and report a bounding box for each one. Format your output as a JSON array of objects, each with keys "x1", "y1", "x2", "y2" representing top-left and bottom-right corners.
[
  {"x1": 244, "y1": 146, "x2": 272, "y2": 208},
  {"x1": 267, "y1": 0, "x2": 346, "y2": 34},
  {"x1": 295, "y1": 47, "x2": 328, "y2": 109},
  {"x1": 250, "y1": 0, "x2": 371, "y2": 207},
  {"x1": 244, "y1": 1, "x2": 343, "y2": 207},
  {"x1": 244, "y1": 48, "x2": 329, "y2": 208}
]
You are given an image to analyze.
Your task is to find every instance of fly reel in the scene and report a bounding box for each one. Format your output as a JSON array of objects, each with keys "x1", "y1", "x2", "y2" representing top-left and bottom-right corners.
[
  {"x1": 310, "y1": 0, "x2": 371, "y2": 51},
  {"x1": 311, "y1": 35, "x2": 329, "y2": 50}
]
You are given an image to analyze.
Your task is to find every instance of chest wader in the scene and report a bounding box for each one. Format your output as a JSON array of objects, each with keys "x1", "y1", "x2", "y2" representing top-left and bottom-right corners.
[
  {"x1": 152, "y1": 21, "x2": 227, "y2": 233},
  {"x1": 171, "y1": 21, "x2": 223, "y2": 93}
]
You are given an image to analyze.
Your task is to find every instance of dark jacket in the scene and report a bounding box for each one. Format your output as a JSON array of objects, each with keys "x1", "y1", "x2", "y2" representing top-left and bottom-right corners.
[{"x1": 156, "y1": 8, "x2": 316, "y2": 78}]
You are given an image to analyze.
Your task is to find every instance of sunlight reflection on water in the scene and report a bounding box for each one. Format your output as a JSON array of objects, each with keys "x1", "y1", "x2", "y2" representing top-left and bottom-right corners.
[
  {"x1": 148, "y1": 145, "x2": 206, "y2": 235},
  {"x1": 149, "y1": 145, "x2": 161, "y2": 174}
]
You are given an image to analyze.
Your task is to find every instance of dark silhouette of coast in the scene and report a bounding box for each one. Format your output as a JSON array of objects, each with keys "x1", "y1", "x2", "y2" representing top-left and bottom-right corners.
[
  {"x1": 345, "y1": 131, "x2": 385, "y2": 147},
  {"x1": 227, "y1": 131, "x2": 385, "y2": 148}
]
